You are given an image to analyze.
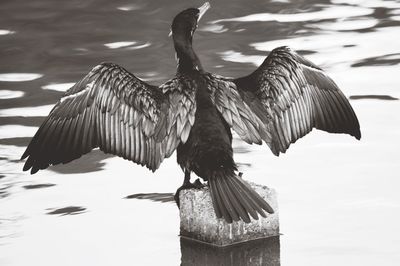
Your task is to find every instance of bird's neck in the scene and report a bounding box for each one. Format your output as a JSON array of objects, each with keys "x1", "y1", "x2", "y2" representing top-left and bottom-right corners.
[{"x1": 173, "y1": 36, "x2": 203, "y2": 73}]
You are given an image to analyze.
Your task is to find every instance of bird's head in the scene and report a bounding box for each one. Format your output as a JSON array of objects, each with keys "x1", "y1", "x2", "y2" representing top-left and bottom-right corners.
[{"x1": 170, "y1": 2, "x2": 210, "y2": 41}]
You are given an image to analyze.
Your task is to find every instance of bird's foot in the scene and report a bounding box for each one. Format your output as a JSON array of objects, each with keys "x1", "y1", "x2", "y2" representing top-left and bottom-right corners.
[
  {"x1": 174, "y1": 178, "x2": 205, "y2": 208},
  {"x1": 191, "y1": 178, "x2": 205, "y2": 189}
]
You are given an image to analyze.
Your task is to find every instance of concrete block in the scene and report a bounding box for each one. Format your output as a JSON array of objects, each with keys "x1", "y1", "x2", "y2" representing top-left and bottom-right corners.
[{"x1": 179, "y1": 182, "x2": 279, "y2": 246}]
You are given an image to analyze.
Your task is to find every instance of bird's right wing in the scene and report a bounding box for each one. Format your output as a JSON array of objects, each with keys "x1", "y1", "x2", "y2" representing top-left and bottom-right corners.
[{"x1": 21, "y1": 63, "x2": 196, "y2": 174}]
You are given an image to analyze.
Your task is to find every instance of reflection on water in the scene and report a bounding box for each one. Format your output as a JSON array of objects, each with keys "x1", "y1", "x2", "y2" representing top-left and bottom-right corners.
[
  {"x1": 49, "y1": 150, "x2": 112, "y2": 174},
  {"x1": 0, "y1": 73, "x2": 43, "y2": 82},
  {"x1": 0, "y1": 125, "x2": 38, "y2": 138},
  {"x1": 104, "y1": 41, "x2": 152, "y2": 50},
  {"x1": 0, "y1": 105, "x2": 53, "y2": 117},
  {"x1": 349, "y1": 95, "x2": 399, "y2": 101},
  {"x1": 23, "y1": 183, "x2": 56, "y2": 190},
  {"x1": 104, "y1": 41, "x2": 138, "y2": 49},
  {"x1": 212, "y1": 5, "x2": 372, "y2": 23},
  {"x1": 46, "y1": 206, "x2": 87, "y2": 216},
  {"x1": 0, "y1": 29, "x2": 16, "y2": 35},
  {"x1": 180, "y1": 236, "x2": 280, "y2": 266},
  {"x1": 42, "y1": 83, "x2": 75, "y2": 92},
  {"x1": 125, "y1": 192, "x2": 175, "y2": 203},
  {"x1": 1, "y1": 0, "x2": 400, "y2": 265},
  {"x1": 0, "y1": 90, "x2": 24, "y2": 100},
  {"x1": 351, "y1": 53, "x2": 400, "y2": 67}
]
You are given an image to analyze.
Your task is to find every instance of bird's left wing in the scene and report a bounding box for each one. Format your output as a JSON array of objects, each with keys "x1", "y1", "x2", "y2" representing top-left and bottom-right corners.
[
  {"x1": 207, "y1": 46, "x2": 360, "y2": 155},
  {"x1": 21, "y1": 63, "x2": 196, "y2": 174}
]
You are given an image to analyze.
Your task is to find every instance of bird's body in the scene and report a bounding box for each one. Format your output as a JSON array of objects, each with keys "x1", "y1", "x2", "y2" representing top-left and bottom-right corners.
[
  {"x1": 21, "y1": 2, "x2": 361, "y2": 223},
  {"x1": 177, "y1": 73, "x2": 234, "y2": 179}
]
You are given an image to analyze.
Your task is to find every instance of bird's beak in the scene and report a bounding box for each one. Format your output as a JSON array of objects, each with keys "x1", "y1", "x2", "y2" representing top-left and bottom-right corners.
[{"x1": 198, "y1": 2, "x2": 210, "y2": 22}]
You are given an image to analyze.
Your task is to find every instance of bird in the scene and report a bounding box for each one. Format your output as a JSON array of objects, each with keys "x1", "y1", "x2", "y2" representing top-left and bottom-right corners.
[{"x1": 21, "y1": 2, "x2": 361, "y2": 224}]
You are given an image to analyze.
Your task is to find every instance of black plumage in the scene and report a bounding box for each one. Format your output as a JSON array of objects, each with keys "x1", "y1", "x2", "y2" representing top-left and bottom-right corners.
[{"x1": 21, "y1": 2, "x2": 360, "y2": 223}]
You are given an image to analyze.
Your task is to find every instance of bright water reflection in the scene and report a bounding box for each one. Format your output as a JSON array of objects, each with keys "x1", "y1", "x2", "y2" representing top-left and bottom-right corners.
[
  {"x1": 180, "y1": 236, "x2": 280, "y2": 266},
  {"x1": 1, "y1": 0, "x2": 399, "y2": 265}
]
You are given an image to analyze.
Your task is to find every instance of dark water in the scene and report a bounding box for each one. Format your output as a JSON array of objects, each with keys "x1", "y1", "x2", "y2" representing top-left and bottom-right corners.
[{"x1": 1, "y1": 0, "x2": 400, "y2": 265}]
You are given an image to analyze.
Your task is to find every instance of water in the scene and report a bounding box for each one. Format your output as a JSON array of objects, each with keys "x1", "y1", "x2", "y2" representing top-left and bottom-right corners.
[{"x1": 1, "y1": 0, "x2": 400, "y2": 265}]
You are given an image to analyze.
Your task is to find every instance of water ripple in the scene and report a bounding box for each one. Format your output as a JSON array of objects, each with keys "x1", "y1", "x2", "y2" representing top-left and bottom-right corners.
[
  {"x1": 317, "y1": 18, "x2": 378, "y2": 31},
  {"x1": 0, "y1": 105, "x2": 53, "y2": 117},
  {"x1": 23, "y1": 183, "x2": 56, "y2": 190},
  {"x1": 0, "y1": 73, "x2": 43, "y2": 82},
  {"x1": 125, "y1": 193, "x2": 174, "y2": 203},
  {"x1": 349, "y1": 95, "x2": 399, "y2": 101},
  {"x1": 251, "y1": 26, "x2": 400, "y2": 71},
  {"x1": 127, "y1": 42, "x2": 151, "y2": 50},
  {"x1": 212, "y1": 5, "x2": 373, "y2": 23},
  {"x1": 199, "y1": 24, "x2": 228, "y2": 33},
  {"x1": 0, "y1": 29, "x2": 15, "y2": 35},
  {"x1": 104, "y1": 41, "x2": 151, "y2": 50},
  {"x1": 351, "y1": 53, "x2": 400, "y2": 67},
  {"x1": 391, "y1": 15, "x2": 400, "y2": 21},
  {"x1": 104, "y1": 41, "x2": 137, "y2": 49},
  {"x1": 0, "y1": 90, "x2": 25, "y2": 100},
  {"x1": 0, "y1": 125, "x2": 37, "y2": 139},
  {"x1": 219, "y1": 50, "x2": 263, "y2": 66},
  {"x1": 332, "y1": 0, "x2": 400, "y2": 9},
  {"x1": 42, "y1": 83, "x2": 75, "y2": 92},
  {"x1": 46, "y1": 206, "x2": 86, "y2": 216},
  {"x1": 117, "y1": 4, "x2": 143, "y2": 11}
]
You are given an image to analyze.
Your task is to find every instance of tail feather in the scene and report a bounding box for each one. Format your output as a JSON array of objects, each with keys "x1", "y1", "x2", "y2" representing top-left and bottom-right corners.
[
  {"x1": 215, "y1": 178, "x2": 240, "y2": 222},
  {"x1": 209, "y1": 178, "x2": 232, "y2": 223},
  {"x1": 208, "y1": 179, "x2": 222, "y2": 219},
  {"x1": 220, "y1": 177, "x2": 251, "y2": 223},
  {"x1": 223, "y1": 177, "x2": 258, "y2": 220},
  {"x1": 231, "y1": 176, "x2": 274, "y2": 214},
  {"x1": 229, "y1": 176, "x2": 267, "y2": 218},
  {"x1": 208, "y1": 171, "x2": 274, "y2": 223}
]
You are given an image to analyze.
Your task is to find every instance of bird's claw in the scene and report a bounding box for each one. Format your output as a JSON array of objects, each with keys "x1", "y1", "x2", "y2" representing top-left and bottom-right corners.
[
  {"x1": 192, "y1": 178, "x2": 205, "y2": 189},
  {"x1": 174, "y1": 178, "x2": 205, "y2": 208}
]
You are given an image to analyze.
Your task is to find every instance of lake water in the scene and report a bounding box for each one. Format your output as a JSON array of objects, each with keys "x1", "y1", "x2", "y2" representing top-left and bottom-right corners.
[{"x1": 1, "y1": 0, "x2": 400, "y2": 265}]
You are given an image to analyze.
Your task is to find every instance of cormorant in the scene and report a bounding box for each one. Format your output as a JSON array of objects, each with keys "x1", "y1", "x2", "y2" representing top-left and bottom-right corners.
[{"x1": 21, "y1": 2, "x2": 361, "y2": 223}]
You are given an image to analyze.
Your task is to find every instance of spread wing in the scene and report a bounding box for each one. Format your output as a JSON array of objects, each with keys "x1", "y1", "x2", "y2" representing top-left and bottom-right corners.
[
  {"x1": 209, "y1": 46, "x2": 361, "y2": 155},
  {"x1": 21, "y1": 63, "x2": 196, "y2": 174}
]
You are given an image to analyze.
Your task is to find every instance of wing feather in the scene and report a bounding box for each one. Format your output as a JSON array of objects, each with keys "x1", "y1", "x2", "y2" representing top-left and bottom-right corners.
[
  {"x1": 206, "y1": 74, "x2": 270, "y2": 145},
  {"x1": 21, "y1": 63, "x2": 196, "y2": 174},
  {"x1": 208, "y1": 46, "x2": 360, "y2": 156}
]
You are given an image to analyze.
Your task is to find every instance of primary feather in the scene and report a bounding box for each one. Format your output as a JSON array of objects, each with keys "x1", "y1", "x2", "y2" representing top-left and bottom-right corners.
[{"x1": 21, "y1": 63, "x2": 197, "y2": 173}]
